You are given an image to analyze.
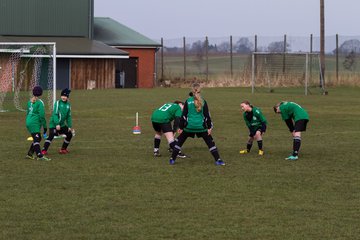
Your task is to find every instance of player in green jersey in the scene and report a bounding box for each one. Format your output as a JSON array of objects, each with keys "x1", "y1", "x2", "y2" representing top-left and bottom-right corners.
[
  {"x1": 169, "y1": 83, "x2": 225, "y2": 166},
  {"x1": 42, "y1": 88, "x2": 73, "y2": 155},
  {"x1": 239, "y1": 100, "x2": 267, "y2": 156},
  {"x1": 274, "y1": 101, "x2": 309, "y2": 160},
  {"x1": 151, "y1": 100, "x2": 186, "y2": 158},
  {"x1": 25, "y1": 86, "x2": 51, "y2": 161}
]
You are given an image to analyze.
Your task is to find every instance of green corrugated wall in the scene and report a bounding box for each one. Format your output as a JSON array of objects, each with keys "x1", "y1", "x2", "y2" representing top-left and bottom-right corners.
[{"x1": 0, "y1": 0, "x2": 93, "y2": 37}]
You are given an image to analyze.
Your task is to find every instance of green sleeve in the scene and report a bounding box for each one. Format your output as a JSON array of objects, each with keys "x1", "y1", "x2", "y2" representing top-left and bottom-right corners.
[
  {"x1": 66, "y1": 104, "x2": 72, "y2": 128},
  {"x1": 243, "y1": 113, "x2": 251, "y2": 128},
  {"x1": 39, "y1": 101, "x2": 47, "y2": 129}
]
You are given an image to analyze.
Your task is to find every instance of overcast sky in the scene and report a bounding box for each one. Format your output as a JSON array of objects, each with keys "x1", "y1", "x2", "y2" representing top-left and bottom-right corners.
[{"x1": 94, "y1": 0, "x2": 359, "y2": 40}]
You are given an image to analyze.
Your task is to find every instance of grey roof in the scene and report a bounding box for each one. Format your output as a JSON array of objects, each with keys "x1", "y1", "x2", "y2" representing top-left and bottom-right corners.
[
  {"x1": 94, "y1": 17, "x2": 161, "y2": 48},
  {"x1": 0, "y1": 36, "x2": 128, "y2": 58}
]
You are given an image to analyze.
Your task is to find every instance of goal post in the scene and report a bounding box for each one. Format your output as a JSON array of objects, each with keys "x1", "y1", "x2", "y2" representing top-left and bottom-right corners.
[
  {"x1": 251, "y1": 52, "x2": 323, "y2": 95},
  {"x1": 0, "y1": 42, "x2": 56, "y2": 112}
]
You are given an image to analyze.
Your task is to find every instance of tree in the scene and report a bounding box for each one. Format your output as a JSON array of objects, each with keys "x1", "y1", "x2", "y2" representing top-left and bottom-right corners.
[
  {"x1": 336, "y1": 39, "x2": 360, "y2": 54},
  {"x1": 267, "y1": 41, "x2": 290, "y2": 52},
  {"x1": 343, "y1": 51, "x2": 357, "y2": 71},
  {"x1": 234, "y1": 37, "x2": 253, "y2": 53}
]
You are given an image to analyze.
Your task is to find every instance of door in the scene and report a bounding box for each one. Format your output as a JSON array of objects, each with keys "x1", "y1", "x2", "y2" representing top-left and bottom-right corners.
[{"x1": 116, "y1": 57, "x2": 138, "y2": 88}]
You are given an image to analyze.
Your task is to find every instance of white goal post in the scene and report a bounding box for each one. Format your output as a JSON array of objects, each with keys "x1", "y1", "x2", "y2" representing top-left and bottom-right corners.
[
  {"x1": 251, "y1": 52, "x2": 323, "y2": 95},
  {"x1": 0, "y1": 42, "x2": 56, "y2": 112}
]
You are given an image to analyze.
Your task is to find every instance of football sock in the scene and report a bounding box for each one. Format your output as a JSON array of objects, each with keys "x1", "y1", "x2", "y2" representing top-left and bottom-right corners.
[
  {"x1": 257, "y1": 140, "x2": 263, "y2": 150},
  {"x1": 62, "y1": 139, "x2": 70, "y2": 150},
  {"x1": 209, "y1": 146, "x2": 220, "y2": 161},
  {"x1": 28, "y1": 143, "x2": 35, "y2": 156},
  {"x1": 293, "y1": 136, "x2": 301, "y2": 156},
  {"x1": 246, "y1": 141, "x2": 253, "y2": 152},
  {"x1": 169, "y1": 140, "x2": 176, "y2": 150},
  {"x1": 154, "y1": 137, "x2": 161, "y2": 149}
]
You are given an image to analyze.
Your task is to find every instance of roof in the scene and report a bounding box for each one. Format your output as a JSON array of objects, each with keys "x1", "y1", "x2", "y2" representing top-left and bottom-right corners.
[
  {"x1": 94, "y1": 17, "x2": 161, "y2": 48},
  {"x1": 0, "y1": 36, "x2": 128, "y2": 58}
]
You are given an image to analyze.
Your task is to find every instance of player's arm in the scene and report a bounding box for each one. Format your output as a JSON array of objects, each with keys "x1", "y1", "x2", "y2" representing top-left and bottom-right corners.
[
  {"x1": 284, "y1": 118, "x2": 294, "y2": 132},
  {"x1": 179, "y1": 100, "x2": 189, "y2": 130},
  {"x1": 66, "y1": 105, "x2": 73, "y2": 129},
  {"x1": 203, "y1": 101, "x2": 213, "y2": 129}
]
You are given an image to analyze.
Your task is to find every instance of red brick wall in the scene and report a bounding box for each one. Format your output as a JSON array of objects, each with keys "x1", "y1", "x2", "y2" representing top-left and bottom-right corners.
[{"x1": 118, "y1": 48, "x2": 157, "y2": 88}]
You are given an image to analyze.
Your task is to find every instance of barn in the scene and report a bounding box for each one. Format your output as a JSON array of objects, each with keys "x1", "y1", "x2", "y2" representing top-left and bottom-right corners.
[{"x1": 0, "y1": 0, "x2": 160, "y2": 90}]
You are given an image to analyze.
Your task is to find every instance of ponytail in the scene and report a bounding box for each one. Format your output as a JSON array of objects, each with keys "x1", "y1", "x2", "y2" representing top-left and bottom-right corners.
[{"x1": 191, "y1": 83, "x2": 202, "y2": 112}]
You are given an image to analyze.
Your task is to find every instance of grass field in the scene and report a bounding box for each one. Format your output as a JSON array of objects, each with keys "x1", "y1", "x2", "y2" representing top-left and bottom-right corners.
[{"x1": 1, "y1": 87, "x2": 359, "y2": 239}]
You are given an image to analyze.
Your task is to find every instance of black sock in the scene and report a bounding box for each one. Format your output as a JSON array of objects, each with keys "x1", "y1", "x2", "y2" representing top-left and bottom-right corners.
[
  {"x1": 246, "y1": 142, "x2": 253, "y2": 152},
  {"x1": 62, "y1": 140, "x2": 70, "y2": 150},
  {"x1": 257, "y1": 140, "x2": 263, "y2": 150},
  {"x1": 293, "y1": 137, "x2": 301, "y2": 156},
  {"x1": 28, "y1": 144, "x2": 34, "y2": 156},
  {"x1": 210, "y1": 147, "x2": 220, "y2": 161},
  {"x1": 169, "y1": 140, "x2": 176, "y2": 151},
  {"x1": 154, "y1": 137, "x2": 161, "y2": 149}
]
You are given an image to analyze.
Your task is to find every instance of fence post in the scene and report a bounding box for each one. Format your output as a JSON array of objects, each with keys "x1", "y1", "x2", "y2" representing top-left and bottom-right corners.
[
  {"x1": 283, "y1": 34, "x2": 287, "y2": 73},
  {"x1": 230, "y1": 35, "x2": 233, "y2": 77},
  {"x1": 206, "y1": 36, "x2": 209, "y2": 81},
  {"x1": 183, "y1": 36, "x2": 186, "y2": 81},
  {"x1": 161, "y1": 37, "x2": 164, "y2": 83},
  {"x1": 336, "y1": 34, "x2": 339, "y2": 82}
]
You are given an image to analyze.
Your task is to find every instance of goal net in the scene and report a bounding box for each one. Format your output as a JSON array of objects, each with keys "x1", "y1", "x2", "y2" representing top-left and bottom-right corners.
[
  {"x1": 251, "y1": 52, "x2": 324, "y2": 95},
  {"x1": 0, "y1": 42, "x2": 56, "y2": 112}
]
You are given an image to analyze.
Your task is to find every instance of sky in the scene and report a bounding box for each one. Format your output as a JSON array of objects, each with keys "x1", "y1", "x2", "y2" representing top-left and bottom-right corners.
[{"x1": 94, "y1": 0, "x2": 360, "y2": 40}]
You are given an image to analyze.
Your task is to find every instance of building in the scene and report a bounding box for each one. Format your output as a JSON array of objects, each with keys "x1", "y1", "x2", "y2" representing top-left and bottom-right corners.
[
  {"x1": 94, "y1": 17, "x2": 161, "y2": 88},
  {"x1": 0, "y1": 0, "x2": 160, "y2": 89}
]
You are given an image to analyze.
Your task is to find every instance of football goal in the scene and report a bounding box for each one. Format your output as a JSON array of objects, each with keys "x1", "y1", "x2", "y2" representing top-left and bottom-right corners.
[
  {"x1": 0, "y1": 42, "x2": 56, "y2": 112},
  {"x1": 251, "y1": 52, "x2": 324, "y2": 95}
]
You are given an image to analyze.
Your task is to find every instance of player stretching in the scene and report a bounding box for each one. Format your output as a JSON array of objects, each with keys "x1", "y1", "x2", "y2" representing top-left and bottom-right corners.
[
  {"x1": 274, "y1": 101, "x2": 309, "y2": 160},
  {"x1": 42, "y1": 88, "x2": 73, "y2": 155},
  {"x1": 26, "y1": 86, "x2": 51, "y2": 161},
  {"x1": 169, "y1": 83, "x2": 225, "y2": 166},
  {"x1": 239, "y1": 100, "x2": 267, "y2": 156},
  {"x1": 151, "y1": 100, "x2": 186, "y2": 158}
]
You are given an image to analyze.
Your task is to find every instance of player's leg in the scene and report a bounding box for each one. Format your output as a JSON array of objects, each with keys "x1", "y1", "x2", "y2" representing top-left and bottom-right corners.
[
  {"x1": 30, "y1": 133, "x2": 51, "y2": 161},
  {"x1": 42, "y1": 128, "x2": 56, "y2": 154},
  {"x1": 59, "y1": 126, "x2": 73, "y2": 154},
  {"x1": 286, "y1": 119, "x2": 308, "y2": 160},
  {"x1": 169, "y1": 131, "x2": 189, "y2": 164},
  {"x1": 152, "y1": 122, "x2": 162, "y2": 156},
  {"x1": 200, "y1": 132, "x2": 225, "y2": 165},
  {"x1": 240, "y1": 135, "x2": 254, "y2": 154},
  {"x1": 254, "y1": 130, "x2": 264, "y2": 155}
]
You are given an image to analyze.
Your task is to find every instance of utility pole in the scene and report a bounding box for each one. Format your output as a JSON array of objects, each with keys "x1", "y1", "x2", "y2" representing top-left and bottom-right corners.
[{"x1": 320, "y1": 0, "x2": 326, "y2": 93}]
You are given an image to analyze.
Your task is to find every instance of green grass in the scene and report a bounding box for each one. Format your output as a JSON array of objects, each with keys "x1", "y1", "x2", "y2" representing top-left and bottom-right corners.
[{"x1": 1, "y1": 87, "x2": 359, "y2": 239}]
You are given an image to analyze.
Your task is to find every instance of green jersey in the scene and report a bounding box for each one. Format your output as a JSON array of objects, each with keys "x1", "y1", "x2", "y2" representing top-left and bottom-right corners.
[
  {"x1": 49, "y1": 100, "x2": 72, "y2": 128},
  {"x1": 182, "y1": 96, "x2": 211, "y2": 133},
  {"x1": 151, "y1": 103, "x2": 182, "y2": 123},
  {"x1": 279, "y1": 101, "x2": 309, "y2": 122},
  {"x1": 243, "y1": 107, "x2": 267, "y2": 131},
  {"x1": 26, "y1": 99, "x2": 47, "y2": 134}
]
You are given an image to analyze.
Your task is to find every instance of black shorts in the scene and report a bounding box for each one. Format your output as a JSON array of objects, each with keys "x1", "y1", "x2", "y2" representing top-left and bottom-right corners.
[
  {"x1": 294, "y1": 119, "x2": 308, "y2": 132},
  {"x1": 152, "y1": 122, "x2": 173, "y2": 133},
  {"x1": 249, "y1": 127, "x2": 266, "y2": 137}
]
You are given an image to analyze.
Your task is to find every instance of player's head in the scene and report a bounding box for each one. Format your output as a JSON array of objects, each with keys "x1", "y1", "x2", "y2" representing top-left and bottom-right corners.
[
  {"x1": 174, "y1": 100, "x2": 184, "y2": 110},
  {"x1": 240, "y1": 100, "x2": 253, "y2": 112},
  {"x1": 32, "y1": 86, "x2": 43, "y2": 97},
  {"x1": 61, "y1": 88, "x2": 71, "y2": 101},
  {"x1": 273, "y1": 102, "x2": 282, "y2": 113}
]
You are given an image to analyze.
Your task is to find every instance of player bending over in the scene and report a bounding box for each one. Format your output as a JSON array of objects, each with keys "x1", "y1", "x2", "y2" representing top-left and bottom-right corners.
[
  {"x1": 151, "y1": 100, "x2": 186, "y2": 158},
  {"x1": 239, "y1": 100, "x2": 267, "y2": 156},
  {"x1": 274, "y1": 101, "x2": 309, "y2": 160}
]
